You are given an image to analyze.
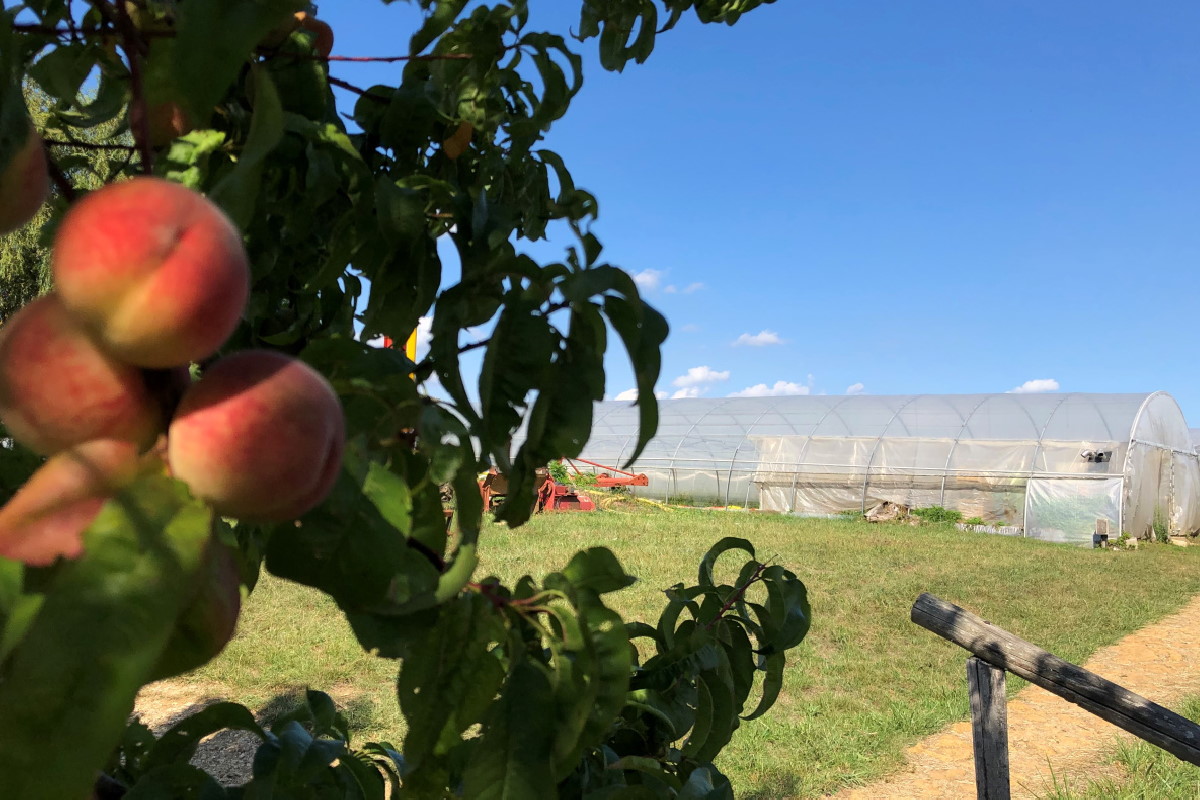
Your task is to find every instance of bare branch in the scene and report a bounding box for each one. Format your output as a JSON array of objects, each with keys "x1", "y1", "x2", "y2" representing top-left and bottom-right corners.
[
  {"x1": 44, "y1": 156, "x2": 79, "y2": 204},
  {"x1": 44, "y1": 138, "x2": 137, "y2": 152}
]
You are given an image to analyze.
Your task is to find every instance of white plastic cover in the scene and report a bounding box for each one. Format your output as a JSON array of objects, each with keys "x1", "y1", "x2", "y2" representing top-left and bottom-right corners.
[{"x1": 571, "y1": 392, "x2": 1200, "y2": 539}]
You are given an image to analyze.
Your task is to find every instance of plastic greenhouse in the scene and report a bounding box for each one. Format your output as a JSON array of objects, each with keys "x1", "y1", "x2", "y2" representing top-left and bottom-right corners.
[{"x1": 573, "y1": 392, "x2": 1200, "y2": 544}]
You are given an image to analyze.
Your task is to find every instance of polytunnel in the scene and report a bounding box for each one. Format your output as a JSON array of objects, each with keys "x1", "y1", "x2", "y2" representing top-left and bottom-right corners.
[{"x1": 572, "y1": 392, "x2": 1200, "y2": 544}]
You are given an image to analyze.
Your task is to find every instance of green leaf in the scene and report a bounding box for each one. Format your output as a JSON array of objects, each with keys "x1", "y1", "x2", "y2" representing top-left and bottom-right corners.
[
  {"x1": 698, "y1": 537, "x2": 755, "y2": 588},
  {"x1": 742, "y1": 651, "x2": 785, "y2": 722},
  {"x1": 760, "y1": 564, "x2": 811, "y2": 653},
  {"x1": 125, "y1": 764, "x2": 228, "y2": 799},
  {"x1": 678, "y1": 766, "x2": 734, "y2": 800},
  {"x1": 398, "y1": 594, "x2": 504, "y2": 771},
  {"x1": 28, "y1": 46, "x2": 95, "y2": 103},
  {"x1": 0, "y1": 476, "x2": 213, "y2": 800},
  {"x1": 604, "y1": 296, "x2": 668, "y2": 467},
  {"x1": 264, "y1": 467, "x2": 440, "y2": 615},
  {"x1": 688, "y1": 663, "x2": 737, "y2": 763},
  {"x1": 411, "y1": 0, "x2": 471, "y2": 55},
  {"x1": 211, "y1": 64, "x2": 286, "y2": 227},
  {"x1": 563, "y1": 547, "x2": 637, "y2": 595},
  {"x1": 168, "y1": 0, "x2": 305, "y2": 127},
  {"x1": 0, "y1": 591, "x2": 43, "y2": 665},
  {"x1": 463, "y1": 660, "x2": 558, "y2": 800},
  {"x1": 362, "y1": 461, "x2": 414, "y2": 536}
]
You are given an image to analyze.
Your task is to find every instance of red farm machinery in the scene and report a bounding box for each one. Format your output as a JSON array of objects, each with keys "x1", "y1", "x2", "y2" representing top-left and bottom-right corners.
[{"x1": 478, "y1": 458, "x2": 648, "y2": 514}]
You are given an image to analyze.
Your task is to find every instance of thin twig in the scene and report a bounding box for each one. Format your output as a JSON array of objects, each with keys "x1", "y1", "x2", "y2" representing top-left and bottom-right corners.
[
  {"x1": 327, "y1": 75, "x2": 391, "y2": 103},
  {"x1": 705, "y1": 562, "x2": 768, "y2": 630},
  {"x1": 45, "y1": 156, "x2": 78, "y2": 203},
  {"x1": 11, "y1": 23, "x2": 77, "y2": 36},
  {"x1": 44, "y1": 138, "x2": 136, "y2": 151},
  {"x1": 10, "y1": 22, "x2": 169, "y2": 38},
  {"x1": 456, "y1": 337, "x2": 491, "y2": 356},
  {"x1": 110, "y1": 0, "x2": 154, "y2": 174},
  {"x1": 65, "y1": 0, "x2": 81, "y2": 43},
  {"x1": 325, "y1": 52, "x2": 472, "y2": 63}
]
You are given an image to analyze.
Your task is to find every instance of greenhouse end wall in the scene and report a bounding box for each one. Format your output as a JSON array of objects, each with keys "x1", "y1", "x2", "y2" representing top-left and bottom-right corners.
[{"x1": 571, "y1": 392, "x2": 1200, "y2": 543}]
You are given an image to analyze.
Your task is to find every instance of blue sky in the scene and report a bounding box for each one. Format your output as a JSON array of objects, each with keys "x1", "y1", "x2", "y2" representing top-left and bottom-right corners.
[{"x1": 322, "y1": 2, "x2": 1200, "y2": 420}]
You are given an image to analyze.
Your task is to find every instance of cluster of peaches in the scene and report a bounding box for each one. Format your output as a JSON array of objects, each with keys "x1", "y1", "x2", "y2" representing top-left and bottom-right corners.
[{"x1": 0, "y1": 151, "x2": 344, "y2": 565}]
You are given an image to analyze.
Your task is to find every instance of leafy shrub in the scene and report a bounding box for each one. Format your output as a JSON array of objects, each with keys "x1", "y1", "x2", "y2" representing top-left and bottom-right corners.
[
  {"x1": 964, "y1": 516, "x2": 985, "y2": 526},
  {"x1": 912, "y1": 506, "x2": 964, "y2": 524},
  {"x1": 1154, "y1": 506, "x2": 1170, "y2": 543}
]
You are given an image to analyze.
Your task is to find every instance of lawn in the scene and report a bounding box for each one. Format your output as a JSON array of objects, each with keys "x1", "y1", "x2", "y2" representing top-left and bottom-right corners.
[
  {"x1": 178, "y1": 506, "x2": 1200, "y2": 798},
  {"x1": 1043, "y1": 696, "x2": 1200, "y2": 799}
]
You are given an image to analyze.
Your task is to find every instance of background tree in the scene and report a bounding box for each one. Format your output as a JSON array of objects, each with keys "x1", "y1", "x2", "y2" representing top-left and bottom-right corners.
[
  {"x1": 0, "y1": 2, "x2": 808, "y2": 797},
  {"x1": 1, "y1": 83, "x2": 129, "y2": 321}
]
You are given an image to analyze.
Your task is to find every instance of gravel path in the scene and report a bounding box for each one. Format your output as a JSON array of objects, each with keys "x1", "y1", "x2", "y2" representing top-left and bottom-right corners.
[{"x1": 833, "y1": 592, "x2": 1200, "y2": 799}]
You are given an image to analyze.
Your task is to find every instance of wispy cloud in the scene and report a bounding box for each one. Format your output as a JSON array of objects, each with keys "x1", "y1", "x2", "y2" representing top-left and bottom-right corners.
[
  {"x1": 613, "y1": 388, "x2": 667, "y2": 402},
  {"x1": 632, "y1": 269, "x2": 665, "y2": 291},
  {"x1": 729, "y1": 380, "x2": 811, "y2": 398},
  {"x1": 680, "y1": 323, "x2": 701, "y2": 333},
  {"x1": 732, "y1": 330, "x2": 784, "y2": 347},
  {"x1": 672, "y1": 366, "x2": 731, "y2": 388},
  {"x1": 846, "y1": 382, "x2": 865, "y2": 395},
  {"x1": 665, "y1": 282, "x2": 705, "y2": 294},
  {"x1": 1008, "y1": 378, "x2": 1059, "y2": 394},
  {"x1": 416, "y1": 315, "x2": 433, "y2": 358}
]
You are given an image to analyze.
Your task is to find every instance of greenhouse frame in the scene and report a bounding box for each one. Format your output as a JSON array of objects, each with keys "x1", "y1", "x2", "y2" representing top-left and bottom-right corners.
[{"x1": 573, "y1": 392, "x2": 1200, "y2": 544}]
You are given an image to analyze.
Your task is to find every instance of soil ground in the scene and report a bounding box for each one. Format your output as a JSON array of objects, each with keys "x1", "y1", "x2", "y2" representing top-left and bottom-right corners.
[{"x1": 832, "y1": 591, "x2": 1200, "y2": 799}]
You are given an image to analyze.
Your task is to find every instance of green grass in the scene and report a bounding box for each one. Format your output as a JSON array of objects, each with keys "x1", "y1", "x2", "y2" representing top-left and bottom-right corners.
[
  {"x1": 180, "y1": 508, "x2": 1200, "y2": 798},
  {"x1": 1040, "y1": 697, "x2": 1200, "y2": 799}
]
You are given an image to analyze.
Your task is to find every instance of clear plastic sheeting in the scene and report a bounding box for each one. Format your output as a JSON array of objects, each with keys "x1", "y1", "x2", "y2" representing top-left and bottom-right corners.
[
  {"x1": 572, "y1": 392, "x2": 1200, "y2": 540},
  {"x1": 1025, "y1": 478, "x2": 1121, "y2": 544}
]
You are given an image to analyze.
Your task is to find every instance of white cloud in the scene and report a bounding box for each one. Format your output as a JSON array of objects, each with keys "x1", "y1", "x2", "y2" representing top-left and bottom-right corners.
[
  {"x1": 632, "y1": 269, "x2": 665, "y2": 291},
  {"x1": 732, "y1": 330, "x2": 784, "y2": 347},
  {"x1": 672, "y1": 386, "x2": 704, "y2": 399},
  {"x1": 416, "y1": 315, "x2": 433, "y2": 358},
  {"x1": 1009, "y1": 378, "x2": 1060, "y2": 394},
  {"x1": 846, "y1": 382, "x2": 865, "y2": 395},
  {"x1": 680, "y1": 323, "x2": 701, "y2": 333},
  {"x1": 672, "y1": 365, "x2": 731, "y2": 388},
  {"x1": 664, "y1": 282, "x2": 705, "y2": 295},
  {"x1": 613, "y1": 388, "x2": 668, "y2": 402},
  {"x1": 729, "y1": 380, "x2": 811, "y2": 398}
]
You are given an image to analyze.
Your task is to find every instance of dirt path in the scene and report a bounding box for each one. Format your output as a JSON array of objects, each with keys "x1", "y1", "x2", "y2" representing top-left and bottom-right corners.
[{"x1": 834, "y1": 593, "x2": 1200, "y2": 799}]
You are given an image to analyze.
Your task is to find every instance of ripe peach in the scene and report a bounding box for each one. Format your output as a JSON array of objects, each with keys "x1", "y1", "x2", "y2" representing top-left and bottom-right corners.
[
  {"x1": 167, "y1": 350, "x2": 344, "y2": 521},
  {"x1": 0, "y1": 123, "x2": 49, "y2": 235},
  {"x1": 130, "y1": 100, "x2": 194, "y2": 147},
  {"x1": 52, "y1": 177, "x2": 250, "y2": 368},
  {"x1": 0, "y1": 439, "x2": 141, "y2": 565},
  {"x1": 262, "y1": 12, "x2": 334, "y2": 58},
  {"x1": 0, "y1": 294, "x2": 165, "y2": 454},
  {"x1": 298, "y1": 13, "x2": 335, "y2": 59}
]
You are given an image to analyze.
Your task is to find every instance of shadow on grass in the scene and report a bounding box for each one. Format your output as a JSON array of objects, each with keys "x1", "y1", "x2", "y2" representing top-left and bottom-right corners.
[{"x1": 742, "y1": 772, "x2": 803, "y2": 800}]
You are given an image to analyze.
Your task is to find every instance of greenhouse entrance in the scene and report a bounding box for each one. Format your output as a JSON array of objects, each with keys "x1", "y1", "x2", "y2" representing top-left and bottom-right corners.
[{"x1": 1024, "y1": 478, "x2": 1122, "y2": 544}]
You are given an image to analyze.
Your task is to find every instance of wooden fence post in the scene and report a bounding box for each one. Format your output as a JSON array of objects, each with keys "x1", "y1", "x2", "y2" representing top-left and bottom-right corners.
[
  {"x1": 911, "y1": 592, "x2": 1200, "y2": 765},
  {"x1": 967, "y1": 656, "x2": 1010, "y2": 800}
]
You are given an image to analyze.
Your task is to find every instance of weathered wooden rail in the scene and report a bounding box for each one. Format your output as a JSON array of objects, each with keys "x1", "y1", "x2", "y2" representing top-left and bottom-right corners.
[{"x1": 911, "y1": 592, "x2": 1200, "y2": 800}]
